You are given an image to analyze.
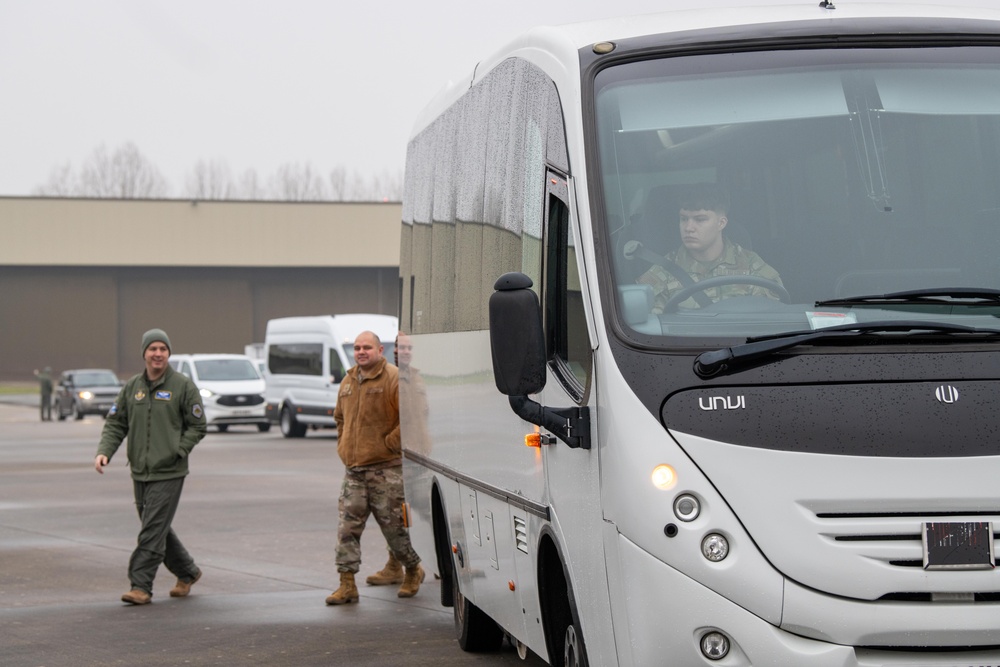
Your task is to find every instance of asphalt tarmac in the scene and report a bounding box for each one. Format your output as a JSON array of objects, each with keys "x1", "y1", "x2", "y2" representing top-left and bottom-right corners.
[{"x1": 0, "y1": 398, "x2": 545, "y2": 667}]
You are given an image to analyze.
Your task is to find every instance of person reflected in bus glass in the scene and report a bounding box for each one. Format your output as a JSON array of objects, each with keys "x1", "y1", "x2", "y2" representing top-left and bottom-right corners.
[
  {"x1": 396, "y1": 331, "x2": 431, "y2": 457},
  {"x1": 636, "y1": 184, "x2": 783, "y2": 313},
  {"x1": 326, "y1": 331, "x2": 424, "y2": 605},
  {"x1": 365, "y1": 331, "x2": 433, "y2": 588}
]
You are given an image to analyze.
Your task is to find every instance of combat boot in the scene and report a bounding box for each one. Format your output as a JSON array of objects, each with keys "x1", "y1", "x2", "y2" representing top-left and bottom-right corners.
[
  {"x1": 325, "y1": 572, "x2": 359, "y2": 605},
  {"x1": 169, "y1": 569, "x2": 202, "y2": 598},
  {"x1": 121, "y1": 589, "x2": 152, "y2": 605},
  {"x1": 397, "y1": 564, "x2": 425, "y2": 598},
  {"x1": 366, "y1": 553, "x2": 404, "y2": 586}
]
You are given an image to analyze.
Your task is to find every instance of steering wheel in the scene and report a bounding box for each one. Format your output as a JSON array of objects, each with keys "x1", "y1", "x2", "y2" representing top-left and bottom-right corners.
[{"x1": 662, "y1": 275, "x2": 791, "y2": 312}]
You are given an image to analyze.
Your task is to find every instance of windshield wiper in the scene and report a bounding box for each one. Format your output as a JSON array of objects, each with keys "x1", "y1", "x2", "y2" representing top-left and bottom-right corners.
[
  {"x1": 816, "y1": 288, "x2": 1000, "y2": 308},
  {"x1": 693, "y1": 320, "x2": 1000, "y2": 379}
]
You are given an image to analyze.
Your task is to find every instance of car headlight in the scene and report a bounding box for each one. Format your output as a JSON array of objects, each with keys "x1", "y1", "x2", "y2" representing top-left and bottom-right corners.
[
  {"x1": 199, "y1": 388, "x2": 215, "y2": 398},
  {"x1": 78, "y1": 391, "x2": 94, "y2": 400}
]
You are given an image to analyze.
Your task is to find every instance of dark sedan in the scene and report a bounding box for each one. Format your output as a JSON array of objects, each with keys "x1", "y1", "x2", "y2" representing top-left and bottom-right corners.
[{"x1": 54, "y1": 369, "x2": 122, "y2": 420}]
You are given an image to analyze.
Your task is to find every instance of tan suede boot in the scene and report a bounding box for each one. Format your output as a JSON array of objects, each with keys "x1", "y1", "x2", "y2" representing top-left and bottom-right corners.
[
  {"x1": 169, "y1": 569, "x2": 202, "y2": 598},
  {"x1": 366, "y1": 553, "x2": 404, "y2": 586},
  {"x1": 325, "y1": 572, "x2": 359, "y2": 605},
  {"x1": 121, "y1": 589, "x2": 152, "y2": 605},
  {"x1": 397, "y1": 564, "x2": 425, "y2": 598}
]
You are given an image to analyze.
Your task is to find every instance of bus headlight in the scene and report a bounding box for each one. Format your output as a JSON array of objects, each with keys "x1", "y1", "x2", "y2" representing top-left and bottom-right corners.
[
  {"x1": 651, "y1": 464, "x2": 677, "y2": 490},
  {"x1": 700, "y1": 631, "x2": 730, "y2": 660},
  {"x1": 701, "y1": 533, "x2": 729, "y2": 562}
]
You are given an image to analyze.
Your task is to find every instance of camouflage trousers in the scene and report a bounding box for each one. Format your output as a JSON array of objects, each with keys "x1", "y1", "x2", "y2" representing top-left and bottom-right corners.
[{"x1": 336, "y1": 465, "x2": 420, "y2": 574}]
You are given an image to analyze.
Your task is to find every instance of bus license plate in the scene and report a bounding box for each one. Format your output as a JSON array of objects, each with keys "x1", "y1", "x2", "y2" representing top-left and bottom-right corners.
[{"x1": 923, "y1": 522, "x2": 995, "y2": 570}]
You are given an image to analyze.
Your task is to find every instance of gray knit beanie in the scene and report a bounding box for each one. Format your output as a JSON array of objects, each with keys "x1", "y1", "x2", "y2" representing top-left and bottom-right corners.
[{"x1": 141, "y1": 328, "x2": 171, "y2": 357}]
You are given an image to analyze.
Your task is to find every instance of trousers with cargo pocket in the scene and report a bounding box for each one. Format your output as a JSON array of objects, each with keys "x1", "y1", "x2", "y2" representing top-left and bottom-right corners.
[{"x1": 129, "y1": 478, "x2": 199, "y2": 594}]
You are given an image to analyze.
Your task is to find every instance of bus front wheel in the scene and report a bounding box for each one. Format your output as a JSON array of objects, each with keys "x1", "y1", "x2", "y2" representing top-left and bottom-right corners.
[
  {"x1": 563, "y1": 619, "x2": 587, "y2": 667},
  {"x1": 453, "y1": 564, "x2": 503, "y2": 652}
]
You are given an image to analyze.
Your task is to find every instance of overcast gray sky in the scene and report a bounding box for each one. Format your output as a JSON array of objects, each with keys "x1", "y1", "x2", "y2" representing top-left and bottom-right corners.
[
  {"x1": 0, "y1": 0, "x2": 680, "y2": 197},
  {"x1": 5, "y1": 1, "x2": 994, "y2": 198}
]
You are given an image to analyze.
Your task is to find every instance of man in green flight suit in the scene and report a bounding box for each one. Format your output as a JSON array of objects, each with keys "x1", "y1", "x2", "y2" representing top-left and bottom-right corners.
[{"x1": 94, "y1": 328, "x2": 207, "y2": 605}]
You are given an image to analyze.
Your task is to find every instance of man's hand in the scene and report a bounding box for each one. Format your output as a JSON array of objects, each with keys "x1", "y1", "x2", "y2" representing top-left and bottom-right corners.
[{"x1": 94, "y1": 454, "x2": 109, "y2": 474}]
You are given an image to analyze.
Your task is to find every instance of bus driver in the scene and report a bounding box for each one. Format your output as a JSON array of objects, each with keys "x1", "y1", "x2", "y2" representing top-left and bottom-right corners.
[{"x1": 636, "y1": 185, "x2": 784, "y2": 313}]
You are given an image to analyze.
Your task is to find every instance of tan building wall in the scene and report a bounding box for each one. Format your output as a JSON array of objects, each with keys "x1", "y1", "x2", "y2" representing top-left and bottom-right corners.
[{"x1": 0, "y1": 197, "x2": 401, "y2": 381}]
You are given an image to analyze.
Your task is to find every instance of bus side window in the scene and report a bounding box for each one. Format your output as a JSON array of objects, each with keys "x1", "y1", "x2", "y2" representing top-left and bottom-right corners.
[{"x1": 544, "y1": 171, "x2": 592, "y2": 402}]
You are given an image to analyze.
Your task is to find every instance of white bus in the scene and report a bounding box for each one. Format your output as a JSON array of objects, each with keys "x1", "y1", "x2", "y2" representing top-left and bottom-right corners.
[{"x1": 399, "y1": 3, "x2": 1000, "y2": 664}]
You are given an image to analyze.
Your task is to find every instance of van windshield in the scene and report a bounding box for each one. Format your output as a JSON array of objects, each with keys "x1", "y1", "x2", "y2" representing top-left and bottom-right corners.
[
  {"x1": 596, "y1": 47, "x2": 1000, "y2": 344},
  {"x1": 194, "y1": 359, "x2": 260, "y2": 381}
]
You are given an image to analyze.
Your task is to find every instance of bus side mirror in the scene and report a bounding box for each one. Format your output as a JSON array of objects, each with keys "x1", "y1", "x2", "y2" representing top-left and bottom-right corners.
[
  {"x1": 489, "y1": 272, "x2": 546, "y2": 396},
  {"x1": 489, "y1": 272, "x2": 590, "y2": 450}
]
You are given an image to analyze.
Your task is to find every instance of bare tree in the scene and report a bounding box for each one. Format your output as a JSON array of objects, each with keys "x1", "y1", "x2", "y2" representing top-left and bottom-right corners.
[
  {"x1": 185, "y1": 159, "x2": 234, "y2": 200},
  {"x1": 268, "y1": 162, "x2": 328, "y2": 201},
  {"x1": 32, "y1": 162, "x2": 79, "y2": 196},
  {"x1": 348, "y1": 171, "x2": 368, "y2": 201},
  {"x1": 234, "y1": 169, "x2": 265, "y2": 200},
  {"x1": 328, "y1": 166, "x2": 348, "y2": 201},
  {"x1": 370, "y1": 168, "x2": 403, "y2": 202},
  {"x1": 78, "y1": 143, "x2": 170, "y2": 198},
  {"x1": 325, "y1": 166, "x2": 401, "y2": 202},
  {"x1": 32, "y1": 147, "x2": 402, "y2": 202}
]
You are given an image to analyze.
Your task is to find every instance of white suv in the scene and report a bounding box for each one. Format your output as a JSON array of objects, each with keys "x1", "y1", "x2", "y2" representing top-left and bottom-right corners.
[{"x1": 169, "y1": 354, "x2": 269, "y2": 433}]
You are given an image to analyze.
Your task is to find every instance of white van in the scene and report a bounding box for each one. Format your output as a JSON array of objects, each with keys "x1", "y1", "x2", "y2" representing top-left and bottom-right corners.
[
  {"x1": 169, "y1": 353, "x2": 269, "y2": 433},
  {"x1": 263, "y1": 313, "x2": 398, "y2": 438}
]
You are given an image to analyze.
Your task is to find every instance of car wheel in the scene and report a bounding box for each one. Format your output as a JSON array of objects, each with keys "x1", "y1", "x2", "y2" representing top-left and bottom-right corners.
[
  {"x1": 56, "y1": 401, "x2": 66, "y2": 421},
  {"x1": 280, "y1": 406, "x2": 306, "y2": 438},
  {"x1": 73, "y1": 402, "x2": 84, "y2": 421},
  {"x1": 257, "y1": 423, "x2": 271, "y2": 433}
]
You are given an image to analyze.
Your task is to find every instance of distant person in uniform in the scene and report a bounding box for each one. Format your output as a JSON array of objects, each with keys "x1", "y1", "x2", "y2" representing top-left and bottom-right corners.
[
  {"x1": 326, "y1": 331, "x2": 423, "y2": 605},
  {"x1": 34, "y1": 367, "x2": 53, "y2": 421},
  {"x1": 94, "y1": 329, "x2": 207, "y2": 605},
  {"x1": 637, "y1": 184, "x2": 783, "y2": 313}
]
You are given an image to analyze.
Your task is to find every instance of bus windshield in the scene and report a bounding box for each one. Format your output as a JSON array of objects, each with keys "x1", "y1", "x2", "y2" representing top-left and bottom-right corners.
[{"x1": 596, "y1": 47, "x2": 1000, "y2": 343}]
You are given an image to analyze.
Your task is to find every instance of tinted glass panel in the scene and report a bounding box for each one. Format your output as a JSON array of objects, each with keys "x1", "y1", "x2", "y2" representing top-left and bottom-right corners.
[
  {"x1": 194, "y1": 359, "x2": 259, "y2": 381},
  {"x1": 72, "y1": 371, "x2": 119, "y2": 386},
  {"x1": 401, "y1": 58, "x2": 567, "y2": 334},
  {"x1": 268, "y1": 343, "x2": 322, "y2": 376},
  {"x1": 596, "y1": 48, "x2": 1000, "y2": 344}
]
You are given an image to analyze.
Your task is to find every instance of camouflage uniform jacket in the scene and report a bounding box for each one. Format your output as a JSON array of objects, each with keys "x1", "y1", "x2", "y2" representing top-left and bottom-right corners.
[
  {"x1": 97, "y1": 365, "x2": 207, "y2": 482},
  {"x1": 637, "y1": 238, "x2": 783, "y2": 313},
  {"x1": 335, "y1": 357, "x2": 401, "y2": 469}
]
